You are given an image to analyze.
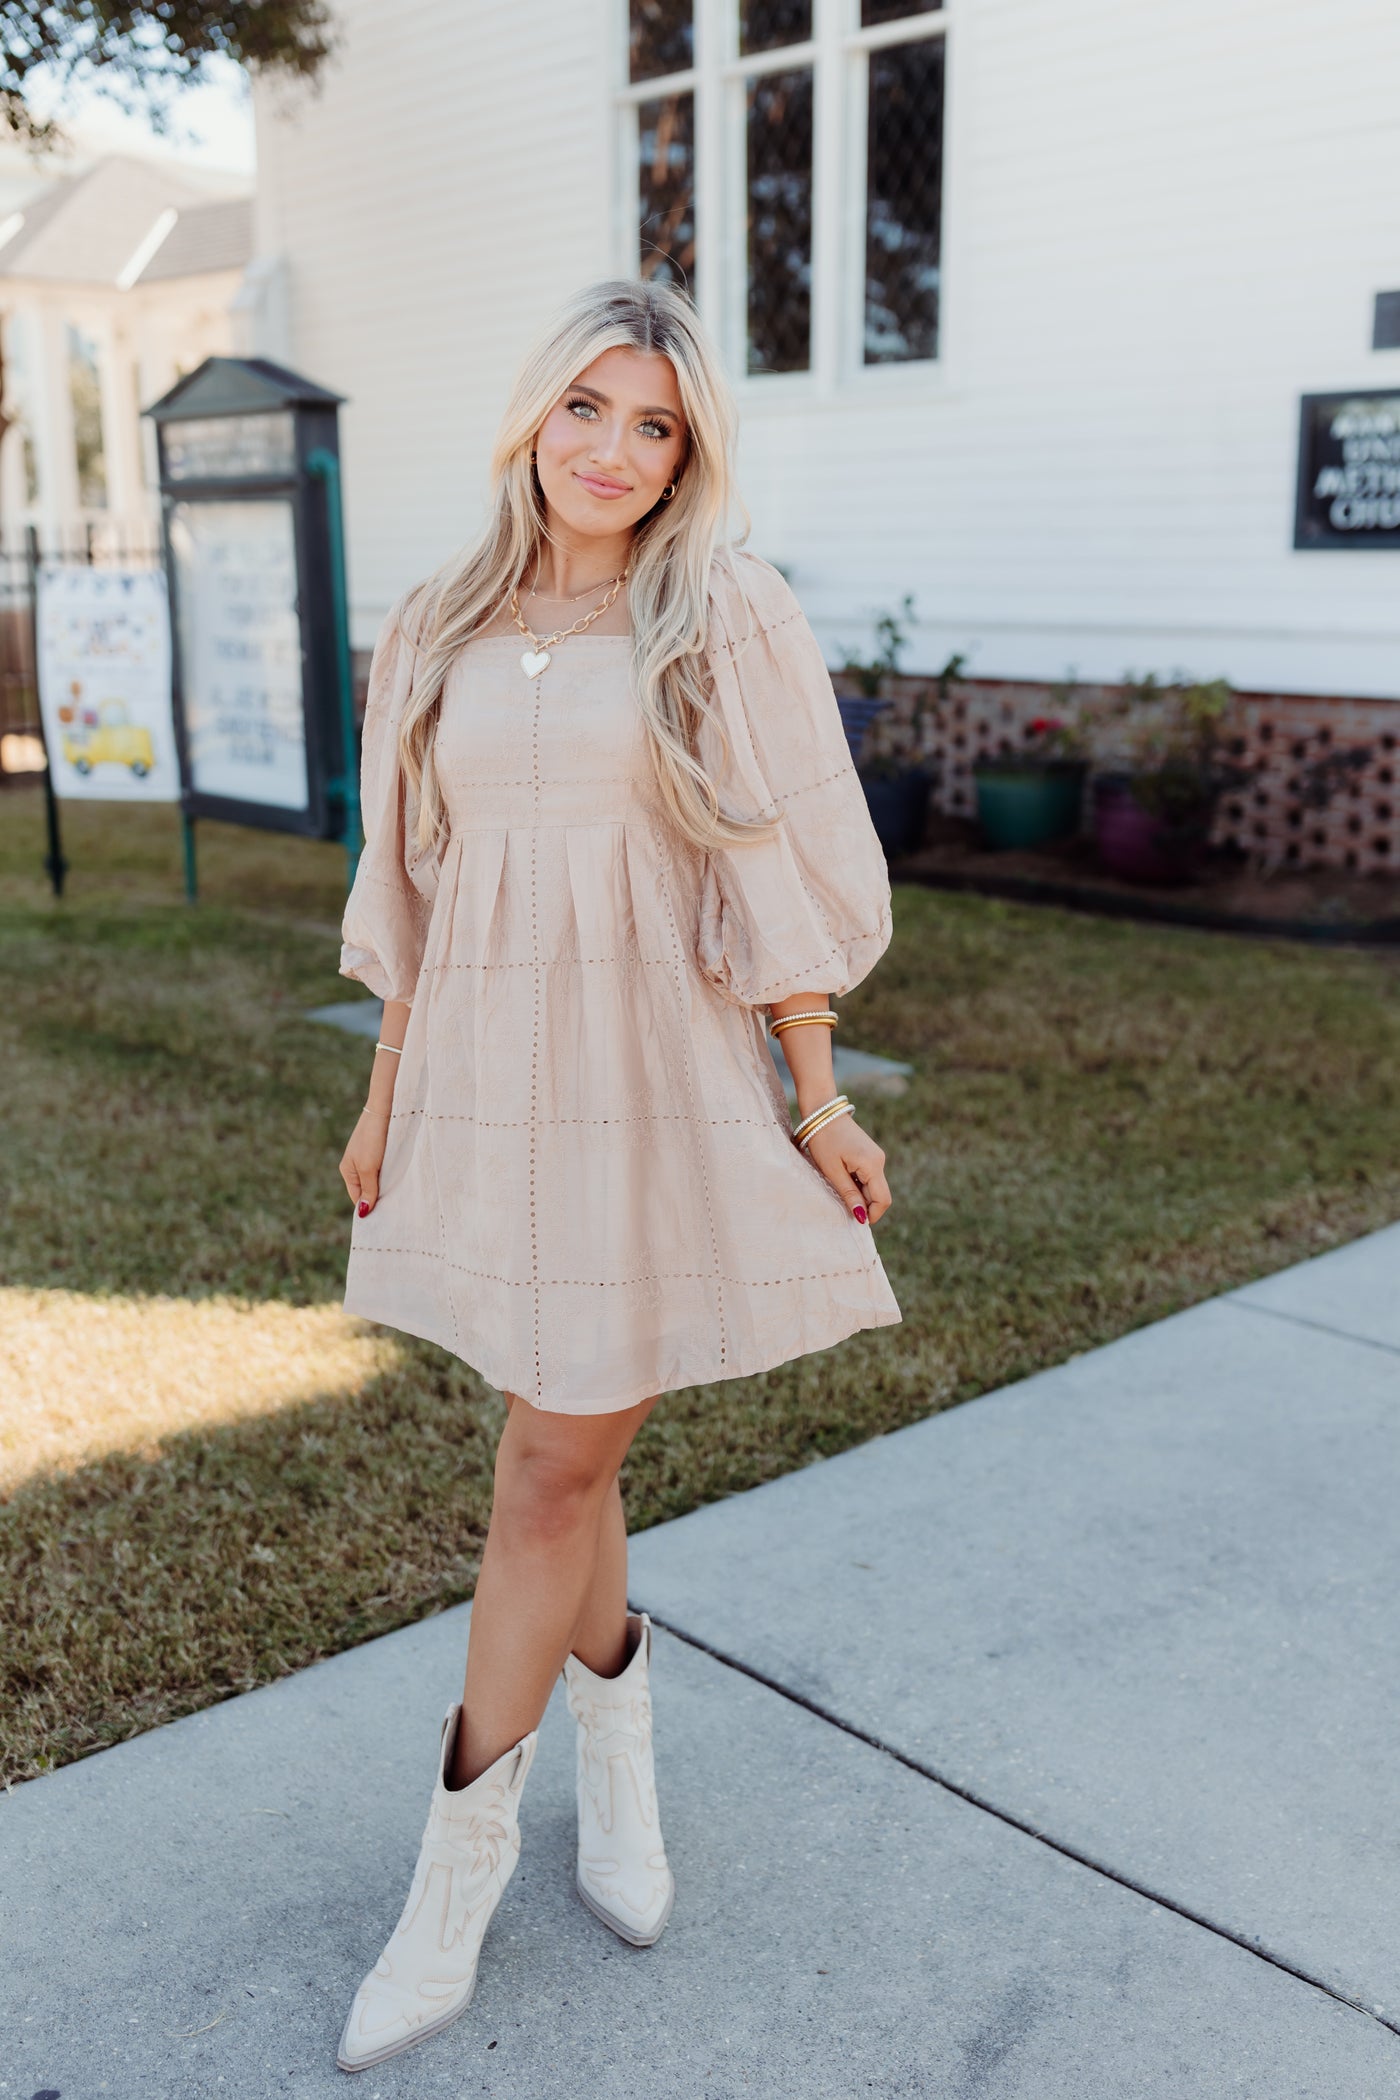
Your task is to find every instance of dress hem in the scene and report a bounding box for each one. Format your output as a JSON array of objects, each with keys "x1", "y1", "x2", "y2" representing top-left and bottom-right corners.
[{"x1": 339, "y1": 1283, "x2": 903, "y2": 1416}]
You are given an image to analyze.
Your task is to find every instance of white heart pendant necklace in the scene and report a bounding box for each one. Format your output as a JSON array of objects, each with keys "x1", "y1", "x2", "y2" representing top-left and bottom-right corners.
[{"x1": 509, "y1": 561, "x2": 630, "y2": 681}]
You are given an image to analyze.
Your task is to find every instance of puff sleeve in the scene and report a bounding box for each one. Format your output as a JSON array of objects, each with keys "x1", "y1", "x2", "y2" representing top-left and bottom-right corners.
[
  {"x1": 694, "y1": 553, "x2": 893, "y2": 1008},
  {"x1": 338, "y1": 594, "x2": 441, "y2": 1006}
]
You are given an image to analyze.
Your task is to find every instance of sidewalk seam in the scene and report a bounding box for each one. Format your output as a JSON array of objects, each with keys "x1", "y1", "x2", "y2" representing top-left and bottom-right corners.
[
  {"x1": 637, "y1": 1606, "x2": 1400, "y2": 2047},
  {"x1": 1223, "y1": 1296, "x2": 1400, "y2": 1360}
]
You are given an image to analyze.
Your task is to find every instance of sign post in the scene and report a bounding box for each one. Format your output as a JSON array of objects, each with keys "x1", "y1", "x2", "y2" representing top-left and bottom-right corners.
[
  {"x1": 25, "y1": 525, "x2": 69, "y2": 899},
  {"x1": 144, "y1": 355, "x2": 357, "y2": 900}
]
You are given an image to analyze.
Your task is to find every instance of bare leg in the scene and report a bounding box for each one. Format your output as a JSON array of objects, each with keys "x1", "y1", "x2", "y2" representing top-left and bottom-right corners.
[
  {"x1": 451, "y1": 1389, "x2": 657, "y2": 1786},
  {"x1": 569, "y1": 1473, "x2": 632, "y2": 1676},
  {"x1": 502, "y1": 1394, "x2": 634, "y2": 1676}
]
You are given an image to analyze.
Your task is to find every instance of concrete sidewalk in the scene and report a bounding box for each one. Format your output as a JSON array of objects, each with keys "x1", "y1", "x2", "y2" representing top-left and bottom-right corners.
[{"x1": 5, "y1": 1226, "x2": 1399, "y2": 2097}]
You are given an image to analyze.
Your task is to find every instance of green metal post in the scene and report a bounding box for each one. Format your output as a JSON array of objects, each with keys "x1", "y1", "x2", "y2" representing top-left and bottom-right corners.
[{"x1": 306, "y1": 446, "x2": 361, "y2": 889}]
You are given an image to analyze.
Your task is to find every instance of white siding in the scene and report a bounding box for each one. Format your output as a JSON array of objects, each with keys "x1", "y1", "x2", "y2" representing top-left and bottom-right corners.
[
  {"x1": 254, "y1": 0, "x2": 1400, "y2": 697},
  {"x1": 252, "y1": 0, "x2": 614, "y2": 639}
]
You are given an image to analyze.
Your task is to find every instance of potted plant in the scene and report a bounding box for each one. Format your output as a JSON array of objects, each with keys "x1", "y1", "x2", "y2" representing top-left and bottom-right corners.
[
  {"x1": 971, "y1": 687, "x2": 1089, "y2": 850},
  {"x1": 1091, "y1": 675, "x2": 1234, "y2": 884},
  {"x1": 832, "y1": 592, "x2": 915, "y2": 763},
  {"x1": 833, "y1": 595, "x2": 945, "y2": 856},
  {"x1": 856, "y1": 724, "x2": 937, "y2": 858}
]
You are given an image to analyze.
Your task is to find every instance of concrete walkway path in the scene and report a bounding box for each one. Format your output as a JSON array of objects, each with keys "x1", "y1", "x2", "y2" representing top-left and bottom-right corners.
[{"x1": 5, "y1": 1225, "x2": 1399, "y2": 2098}]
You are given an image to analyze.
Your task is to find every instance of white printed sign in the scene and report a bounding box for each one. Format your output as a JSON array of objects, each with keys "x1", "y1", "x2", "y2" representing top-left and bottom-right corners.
[
  {"x1": 169, "y1": 498, "x2": 308, "y2": 812},
  {"x1": 35, "y1": 565, "x2": 178, "y2": 801}
]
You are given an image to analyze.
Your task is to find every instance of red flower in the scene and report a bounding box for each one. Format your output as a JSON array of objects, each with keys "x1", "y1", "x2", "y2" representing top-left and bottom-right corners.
[{"x1": 1027, "y1": 716, "x2": 1062, "y2": 736}]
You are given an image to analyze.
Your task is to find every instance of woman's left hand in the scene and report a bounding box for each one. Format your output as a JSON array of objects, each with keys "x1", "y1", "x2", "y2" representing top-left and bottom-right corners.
[{"x1": 801, "y1": 1113, "x2": 892, "y2": 1225}]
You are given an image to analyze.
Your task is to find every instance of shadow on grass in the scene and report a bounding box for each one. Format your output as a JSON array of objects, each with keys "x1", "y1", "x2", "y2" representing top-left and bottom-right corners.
[
  {"x1": 2, "y1": 1347, "x2": 499, "y2": 1788},
  {"x1": 0, "y1": 1313, "x2": 946, "y2": 1789}
]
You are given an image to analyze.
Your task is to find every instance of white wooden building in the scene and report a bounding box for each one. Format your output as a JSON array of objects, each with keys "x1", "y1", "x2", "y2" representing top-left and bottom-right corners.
[
  {"x1": 0, "y1": 152, "x2": 252, "y2": 545},
  {"x1": 245, "y1": 0, "x2": 1400, "y2": 702}
]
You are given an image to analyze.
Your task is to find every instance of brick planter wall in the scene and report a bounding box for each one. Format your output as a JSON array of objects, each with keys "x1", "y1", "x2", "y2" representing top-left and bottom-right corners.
[
  {"x1": 846, "y1": 673, "x2": 1400, "y2": 877},
  {"x1": 354, "y1": 646, "x2": 1400, "y2": 878}
]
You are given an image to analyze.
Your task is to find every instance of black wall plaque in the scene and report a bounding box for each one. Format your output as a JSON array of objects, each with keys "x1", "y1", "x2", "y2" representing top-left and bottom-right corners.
[
  {"x1": 1373, "y1": 291, "x2": 1400, "y2": 352},
  {"x1": 1294, "y1": 389, "x2": 1400, "y2": 550}
]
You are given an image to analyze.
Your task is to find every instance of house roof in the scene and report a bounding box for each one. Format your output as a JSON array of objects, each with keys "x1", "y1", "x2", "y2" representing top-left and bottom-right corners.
[
  {"x1": 136, "y1": 196, "x2": 254, "y2": 283},
  {"x1": 0, "y1": 154, "x2": 252, "y2": 287}
]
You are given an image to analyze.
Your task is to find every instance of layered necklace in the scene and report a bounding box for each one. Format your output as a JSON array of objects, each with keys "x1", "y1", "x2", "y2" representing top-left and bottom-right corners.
[{"x1": 509, "y1": 562, "x2": 629, "y2": 679}]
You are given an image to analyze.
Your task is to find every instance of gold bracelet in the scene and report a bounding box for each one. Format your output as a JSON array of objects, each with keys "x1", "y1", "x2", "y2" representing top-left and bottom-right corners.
[
  {"x1": 770, "y1": 1013, "x2": 838, "y2": 1036},
  {"x1": 792, "y1": 1092, "x2": 846, "y2": 1141},
  {"x1": 792, "y1": 1093, "x2": 850, "y2": 1145},
  {"x1": 373, "y1": 1040, "x2": 402, "y2": 1056},
  {"x1": 798, "y1": 1101, "x2": 855, "y2": 1151},
  {"x1": 769, "y1": 1006, "x2": 835, "y2": 1026}
]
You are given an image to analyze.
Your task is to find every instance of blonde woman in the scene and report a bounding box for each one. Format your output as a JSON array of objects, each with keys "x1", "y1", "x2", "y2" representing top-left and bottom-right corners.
[{"x1": 334, "y1": 277, "x2": 901, "y2": 2073}]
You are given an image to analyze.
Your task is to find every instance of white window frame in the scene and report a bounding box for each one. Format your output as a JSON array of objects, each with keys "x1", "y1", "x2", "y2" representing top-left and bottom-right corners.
[{"x1": 615, "y1": 0, "x2": 955, "y2": 402}]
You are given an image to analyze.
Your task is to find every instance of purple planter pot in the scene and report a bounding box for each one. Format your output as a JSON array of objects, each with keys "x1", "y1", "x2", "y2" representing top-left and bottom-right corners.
[{"x1": 1093, "y1": 776, "x2": 1204, "y2": 885}]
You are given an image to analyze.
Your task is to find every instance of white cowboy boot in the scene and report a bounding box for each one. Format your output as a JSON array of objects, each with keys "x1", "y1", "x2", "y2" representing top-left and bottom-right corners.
[
  {"x1": 562, "y1": 1609, "x2": 675, "y2": 1947},
  {"x1": 337, "y1": 1707, "x2": 538, "y2": 2073}
]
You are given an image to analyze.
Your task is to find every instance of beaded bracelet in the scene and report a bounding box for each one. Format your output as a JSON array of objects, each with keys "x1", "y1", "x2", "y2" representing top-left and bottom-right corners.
[
  {"x1": 769, "y1": 1006, "x2": 836, "y2": 1032},
  {"x1": 770, "y1": 1012, "x2": 838, "y2": 1037},
  {"x1": 798, "y1": 1100, "x2": 855, "y2": 1152},
  {"x1": 791, "y1": 1091, "x2": 846, "y2": 1140},
  {"x1": 791, "y1": 1093, "x2": 850, "y2": 1148}
]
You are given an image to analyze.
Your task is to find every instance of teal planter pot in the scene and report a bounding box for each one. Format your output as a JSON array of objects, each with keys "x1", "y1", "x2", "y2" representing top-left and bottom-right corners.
[{"x1": 973, "y1": 763, "x2": 1087, "y2": 851}]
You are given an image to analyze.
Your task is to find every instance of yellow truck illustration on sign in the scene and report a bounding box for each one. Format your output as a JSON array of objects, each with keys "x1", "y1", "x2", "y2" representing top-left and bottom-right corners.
[{"x1": 58, "y1": 694, "x2": 156, "y2": 778}]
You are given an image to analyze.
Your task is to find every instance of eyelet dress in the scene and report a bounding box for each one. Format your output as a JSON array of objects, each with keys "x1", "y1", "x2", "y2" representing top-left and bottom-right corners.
[{"x1": 338, "y1": 548, "x2": 902, "y2": 1413}]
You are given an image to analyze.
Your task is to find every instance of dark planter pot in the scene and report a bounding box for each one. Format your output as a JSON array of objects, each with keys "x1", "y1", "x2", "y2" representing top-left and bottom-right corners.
[
  {"x1": 860, "y1": 765, "x2": 932, "y2": 858},
  {"x1": 835, "y1": 691, "x2": 891, "y2": 766},
  {"x1": 1093, "y1": 774, "x2": 1207, "y2": 885},
  {"x1": 973, "y1": 761, "x2": 1087, "y2": 851}
]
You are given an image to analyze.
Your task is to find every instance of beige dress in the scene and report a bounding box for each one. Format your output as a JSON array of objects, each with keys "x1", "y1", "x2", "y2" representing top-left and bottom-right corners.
[{"x1": 338, "y1": 548, "x2": 902, "y2": 1413}]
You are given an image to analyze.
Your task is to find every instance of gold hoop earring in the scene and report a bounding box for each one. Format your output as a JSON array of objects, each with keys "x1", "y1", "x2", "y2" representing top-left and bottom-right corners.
[{"x1": 660, "y1": 482, "x2": 677, "y2": 502}]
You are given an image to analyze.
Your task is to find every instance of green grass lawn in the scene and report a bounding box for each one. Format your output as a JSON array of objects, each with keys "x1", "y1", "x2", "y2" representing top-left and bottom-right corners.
[{"x1": 3, "y1": 791, "x2": 1399, "y2": 1787}]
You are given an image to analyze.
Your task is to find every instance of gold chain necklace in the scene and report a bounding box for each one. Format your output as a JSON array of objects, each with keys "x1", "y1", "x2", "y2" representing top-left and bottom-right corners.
[{"x1": 509, "y1": 566, "x2": 628, "y2": 679}]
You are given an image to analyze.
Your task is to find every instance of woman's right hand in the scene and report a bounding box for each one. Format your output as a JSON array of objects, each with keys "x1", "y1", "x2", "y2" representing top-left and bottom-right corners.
[{"x1": 340, "y1": 1103, "x2": 391, "y2": 1217}]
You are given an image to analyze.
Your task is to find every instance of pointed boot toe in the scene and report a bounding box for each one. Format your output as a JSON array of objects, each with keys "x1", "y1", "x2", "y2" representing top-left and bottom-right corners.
[
  {"x1": 562, "y1": 1609, "x2": 675, "y2": 1948},
  {"x1": 337, "y1": 1709, "x2": 537, "y2": 2072}
]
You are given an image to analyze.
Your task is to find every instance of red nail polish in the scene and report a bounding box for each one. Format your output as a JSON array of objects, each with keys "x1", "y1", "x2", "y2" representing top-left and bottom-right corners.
[
  {"x1": 357, "y1": 1200, "x2": 369, "y2": 1217},
  {"x1": 853, "y1": 1205, "x2": 868, "y2": 1224}
]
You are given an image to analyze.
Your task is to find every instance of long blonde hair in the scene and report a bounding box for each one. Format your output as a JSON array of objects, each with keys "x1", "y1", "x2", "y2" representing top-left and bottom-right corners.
[{"x1": 393, "y1": 277, "x2": 779, "y2": 856}]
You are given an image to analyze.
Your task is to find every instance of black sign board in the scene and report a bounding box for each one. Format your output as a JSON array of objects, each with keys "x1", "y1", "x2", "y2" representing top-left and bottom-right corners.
[
  {"x1": 1294, "y1": 389, "x2": 1400, "y2": 550},
  {"x1": 144, "y1": 355, "x2": 353, "y2": 838}
]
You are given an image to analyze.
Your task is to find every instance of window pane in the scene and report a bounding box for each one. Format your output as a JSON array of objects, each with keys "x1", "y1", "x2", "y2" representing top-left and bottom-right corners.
[
  {"x1": 629, "y1": 0, "x2": 693, "y2": 81},
  {"x1": 865, "y1": 38, "x2": 944, "y2": 363},
  {"x1": 5, "y1": 315, "x2": 39, "y2": 504},
  {"x1": 861, "y1": 0, "x2": 942, "y2": 24},
  {"x1": 67, "y1": 323, "x2": 107, "y2": 508},
  {"x1": 739, "y1": 1, "x2": 811, "y2": 56},
  {"x1": 637, "y1": 91, "x2": 697, "y2": 302},
  {"x1": 746, "y1": 67, "x2": 813, "y2": 374}
]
